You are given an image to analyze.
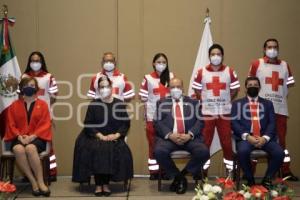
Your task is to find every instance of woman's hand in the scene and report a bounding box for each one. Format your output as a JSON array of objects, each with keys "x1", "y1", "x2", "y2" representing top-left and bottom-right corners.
[
  {"x1": 96, "y1": 132, "x2": 109, "y2": 141},
  {"x1": 17, "y1": 135, "x2": 26, "y2": 145},
  {"x1": 106, "y1": 133, "x2": 121, "y2": 141}
]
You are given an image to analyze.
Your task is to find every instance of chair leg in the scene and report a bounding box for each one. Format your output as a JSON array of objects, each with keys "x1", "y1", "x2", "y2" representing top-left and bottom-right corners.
[
  {"x1": 42, "y1": 156, "x2": 50, "y2": 186},
  {"x1": 8, "y1": 158, "x2": 15, "y2": 183},
  {"x1": 236, "y1": 159, "x2": 241, "y2": 190},
  {"x1": 158, "y1": 169, "x2": 162, "y2": 191},
  {"x1": 123, "y1": 179, "x2": 129, "y2": 192},
  {"x1": 0, "y1": 157, "x2": 4, "y2": 180}
]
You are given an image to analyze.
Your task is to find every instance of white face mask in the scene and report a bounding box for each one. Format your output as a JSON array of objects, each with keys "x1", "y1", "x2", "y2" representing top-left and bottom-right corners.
[
  {"x1": 103, "y1": 62, "x2": 115, "y2": 72},
  {"x1": 210, "y1": 55, "x2": 222, "y2": 66},
  {"x1": 99, "y1": 87, "x2": 112, "y2": 99},
  {"x1": 30, "y1": 62, "x2": 42, "y2": 72},
  {"x1": 265, "y1": 48, "x2": 278, "y2": 59},
  {"x1": 170, "y1": 88, "x2": 183, "y2": 100},
  {"x1": 155, "y1": 63, "x2": 167, "y2": 73}
]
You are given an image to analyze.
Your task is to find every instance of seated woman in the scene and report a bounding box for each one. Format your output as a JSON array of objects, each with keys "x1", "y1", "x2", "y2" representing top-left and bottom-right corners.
[
  {"x1": 4, "y1": 77, "x2": 52, "y2": 197},
  {"x1": 72, "y1": 75, "x2": 133, "y2": 196}
]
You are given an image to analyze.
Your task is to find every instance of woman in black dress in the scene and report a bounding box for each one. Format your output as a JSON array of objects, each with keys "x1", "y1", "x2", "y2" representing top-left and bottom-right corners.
[{"x1": 72, "y1": 75, "x2": 133, "y2": 196}]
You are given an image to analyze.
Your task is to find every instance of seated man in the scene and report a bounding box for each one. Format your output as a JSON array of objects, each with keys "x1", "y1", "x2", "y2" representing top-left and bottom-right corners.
[
  {"x1": 231, "y1": 76, "x2": 284, "y2": 188},
  {"x1": 154, "y1": 77, "x2": 209, "y2": 194}
]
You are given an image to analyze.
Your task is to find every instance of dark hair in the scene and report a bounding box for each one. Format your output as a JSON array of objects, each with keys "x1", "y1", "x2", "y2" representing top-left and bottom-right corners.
[
  {"x1": 24, "y1": 51, "x2": 48, "y2": 73},
  {"x1": 152, "y1": 53, "x2": 170, "y2": 87},
  {"x1": 263, "y1": 38, "x2": 279, "y2": 49},
  {"x1": 245, "y1": 76, "x2": 261, "y2": 87},
  {"x1": 97, "y1": 75, "x2": 112, "y2": 87},
  {"x1": 209, "y1": 44, "x2": 224, "y2": 56},
  {"x1": 19, "y1": 77, "x2": 39, "y2": 94}
]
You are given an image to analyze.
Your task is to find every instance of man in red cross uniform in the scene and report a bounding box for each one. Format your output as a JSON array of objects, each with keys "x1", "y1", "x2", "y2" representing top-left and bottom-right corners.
[
  {"x1": 249, "y1": 38, "x2": 298, "y2": 181},
  {"x1": 87, "y1": 52, "x2": 135, "y2": 101},
  {"x1": 192, "y1": 44, "x2": 240, "y2": 175}
]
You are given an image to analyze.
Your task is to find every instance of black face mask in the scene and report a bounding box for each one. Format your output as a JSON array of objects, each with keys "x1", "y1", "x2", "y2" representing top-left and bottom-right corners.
[
  {"x1": 247, "y1": 87, "x2": 259, "y2": 98},
  {"x1": 22, "y1": 87, "x2": 36, "y2": 97}
]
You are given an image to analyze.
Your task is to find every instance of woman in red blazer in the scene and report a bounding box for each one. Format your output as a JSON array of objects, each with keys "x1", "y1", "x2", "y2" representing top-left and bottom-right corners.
[{"x1": 4, "y1": 77, "x2": 52, "y2": 197}]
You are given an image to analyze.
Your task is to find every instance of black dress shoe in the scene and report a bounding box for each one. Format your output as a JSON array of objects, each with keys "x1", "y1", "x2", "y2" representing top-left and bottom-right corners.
[
  {"x1": 176, "y1": 177, "x2": 187, "y2": 194},
  {"x1": 32, "y1": 189, "x2": 40, "y2": 196},
  {"x1": 246, "y1": 179, "x2": 255, "y2": 187},
  {"x1": 94, "y1": 191, "x2": 103, "y2": 196},
  {"x1": 40, "y1": 189, "x2": 51, "y2": 197},
  {"x1": 102, "y1": 191, "x2": 112, "y2": 196},
  {"x1": 149, "y1": 173, "x2": 159, "y2": 180},
  {"x1": 261, "y1": 177, "x2": 272, "y2": 189},
  {"x1": 282, "y1": 172, "x2": 299, "y2": 181}
]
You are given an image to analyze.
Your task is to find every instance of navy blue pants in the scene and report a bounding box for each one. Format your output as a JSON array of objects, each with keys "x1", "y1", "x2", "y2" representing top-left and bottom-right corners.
[
  {"x1": 237, "y1": 140, "x2": 284, "y2": 182},
  {"x1": 154, "y1": 137, "x2": 209, "y2": 179}
]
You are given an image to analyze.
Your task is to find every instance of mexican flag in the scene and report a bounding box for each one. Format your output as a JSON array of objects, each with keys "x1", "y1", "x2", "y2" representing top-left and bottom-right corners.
[{"x1": 0, "y1": 16, "x2": 21, "y2": 137}]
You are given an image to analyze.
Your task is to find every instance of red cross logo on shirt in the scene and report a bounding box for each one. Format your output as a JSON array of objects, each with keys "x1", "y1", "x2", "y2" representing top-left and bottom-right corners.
[
  {"x1": 153, "y1": 84, "x2": 169, "y2": 98},
  {"x1": 112, "y1": 87, "x2": 120, "y2": 95},
  {"x1": 265, "y1": 71, "x2": 283, "y2": 91},
  {"x1": 206, "y1": 76, "x2": 226, "y2": 96}
]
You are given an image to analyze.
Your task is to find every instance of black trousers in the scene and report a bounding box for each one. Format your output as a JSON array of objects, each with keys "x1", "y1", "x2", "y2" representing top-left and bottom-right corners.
[
  {"x1": 94, "y1": 174, "x2": 110, "y2": 185},
  {"x1": 154, "y1": 137, "x2": 210, "y2": 179}
]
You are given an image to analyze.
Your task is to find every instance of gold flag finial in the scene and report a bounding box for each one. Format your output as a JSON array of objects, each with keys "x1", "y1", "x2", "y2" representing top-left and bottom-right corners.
[
  {"x1": 3, "y1": 4, "x2": 8, "y2": 17},
  {"x1": 206, "y1": 8, "x2": 210, "y2": 17}
]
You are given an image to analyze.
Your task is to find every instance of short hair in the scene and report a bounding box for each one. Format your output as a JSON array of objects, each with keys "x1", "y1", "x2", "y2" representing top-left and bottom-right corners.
[
  {"x1": 209, "y1": 44, "x2": 224, "y2": 56},
  {"x1": 97, "y1": 75, "x2": 112, "y2": 87},
  {"x1": 19, "y1": 77, "x2": 40, "y2": 93},
  {"x1": 102, "y1": 52, "x2": 116, "y2": 62},
  {"x1": 263, "y1": 38, "x2": 279, "y2": 48},
  {"x1": 245, "y1": 76, "x2": 261, "y2": 87}
]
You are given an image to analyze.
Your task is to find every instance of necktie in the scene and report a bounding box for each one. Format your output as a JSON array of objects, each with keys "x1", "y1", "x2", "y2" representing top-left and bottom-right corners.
[
  {"x1": 250, "y1": 100, "x2": 260, "y2": 137},
  {"x1": 175, "y1": 102, "x2": 185, "y2": 134}
]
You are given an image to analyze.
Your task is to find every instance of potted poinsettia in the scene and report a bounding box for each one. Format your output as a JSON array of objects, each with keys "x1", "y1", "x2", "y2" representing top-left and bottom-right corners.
[{"x1": 0, "y1": 181, "x2": 16, "y2": 200}]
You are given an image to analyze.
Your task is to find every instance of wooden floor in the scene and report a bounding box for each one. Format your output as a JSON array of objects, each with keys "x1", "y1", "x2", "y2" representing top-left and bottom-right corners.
[{"x1": 8, "y1": 176, "x2": 300, "y2": 199}]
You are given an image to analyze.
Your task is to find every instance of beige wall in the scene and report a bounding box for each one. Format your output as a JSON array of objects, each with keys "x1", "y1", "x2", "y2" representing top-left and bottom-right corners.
[{"x1": 2, "y1": 0, "x2": 300, "y2": 176}]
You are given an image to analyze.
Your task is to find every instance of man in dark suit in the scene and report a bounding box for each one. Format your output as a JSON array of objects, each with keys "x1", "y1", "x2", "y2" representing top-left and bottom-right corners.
[
  {"x1": 231, "y1": 76, "x2": 284, "y2": 188},
  {"x1": 154, "y1": 77, "x2": 209, "y2": 194}
]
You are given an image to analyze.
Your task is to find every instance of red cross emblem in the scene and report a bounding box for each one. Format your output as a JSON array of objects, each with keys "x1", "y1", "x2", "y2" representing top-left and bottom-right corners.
[
  {"x1": 265, "y1": 71, "x2": 283, "y2": 91},
  {"x1": 206, "y1": 76, "x2": 226, "y2": 96},
  {"x1": 153, "y1": 84, "x2": 169, "y2": 98},
  {"x1": 112, "y1": 87, "x2": 120, "y2": 95}
]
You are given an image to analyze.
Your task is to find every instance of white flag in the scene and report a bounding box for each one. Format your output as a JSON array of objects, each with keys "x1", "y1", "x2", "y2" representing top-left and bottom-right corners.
[{"x1": 188, "y1": 16, "x2": 221, "y2": 156}]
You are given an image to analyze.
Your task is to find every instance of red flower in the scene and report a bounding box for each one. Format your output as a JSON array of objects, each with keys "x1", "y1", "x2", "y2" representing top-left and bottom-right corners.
[
  {"x1": 216, "y1": 177, "x2": 235, "y2": 189},
  {"x1": 224, "y1": 191, "x2": 245, "y2": 200},
  {"x1": 249, "y1": 185, "x2": 268, "y2": 199},
  {"x1": 0, "y1": 181, "x2": 16, "y2": 193},
  {"x1": 273, "y1": 196, "x2": 291, "y2": 200}
]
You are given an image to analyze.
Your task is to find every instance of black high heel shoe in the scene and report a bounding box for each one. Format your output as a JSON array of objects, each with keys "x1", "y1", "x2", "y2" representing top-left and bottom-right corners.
[
  {"x1": 40, "y1": 188, "x2": 51, "y2": 197},
  {"x1": 32, "y1": 189, "x2": 40, "y2": 196},
  {"x1": 102, "y1": 190, "x2": 111, "y2": 197}
]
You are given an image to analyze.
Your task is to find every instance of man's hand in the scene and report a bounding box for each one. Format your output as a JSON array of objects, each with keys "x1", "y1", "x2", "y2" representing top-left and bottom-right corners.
[
  {"x1": 169, "y1": 133, "x2": 191, "y2": 145},
  {"x1": 169, "y1": 133, "x2": 181, "y2": 145},
  {"x1": 247, "y1": 135, "x2": 259, "y2": 146},
  {"x1": 178, "y1": 134, "x2": 191, "y2": 145},
  {"x1": 255, "y1": 136, "x2": 267, "y2": 148}
]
